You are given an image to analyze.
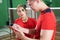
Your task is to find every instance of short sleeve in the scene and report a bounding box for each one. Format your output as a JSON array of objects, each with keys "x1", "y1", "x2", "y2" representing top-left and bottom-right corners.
[
  {"x1": 41, "y1": 13, "x2": 56, "y2": 30},
  {"x1": 25, "y1": 18, "x2": 37, "y2": 29},
  {"x1": 14, "y1": 19, "x2": 19, "y2": 24}
]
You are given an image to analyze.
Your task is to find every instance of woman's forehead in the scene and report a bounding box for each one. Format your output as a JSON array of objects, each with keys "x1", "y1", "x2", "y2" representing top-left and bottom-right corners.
[
  {"x1": 17, "y1": 7, "x2": 24, "y2": 11},
  {"x1": 18, "y1": 7, "x2": 24, "y2": 9}
]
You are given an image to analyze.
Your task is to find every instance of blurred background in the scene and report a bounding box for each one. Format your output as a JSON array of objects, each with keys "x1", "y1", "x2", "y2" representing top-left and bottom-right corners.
[{"x1": 0, "y1": 0, "x2": 60, "y2": 40}]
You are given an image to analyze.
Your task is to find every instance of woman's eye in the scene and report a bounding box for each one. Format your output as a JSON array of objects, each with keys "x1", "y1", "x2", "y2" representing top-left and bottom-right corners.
[{"x1": 22, "y1": 9, "x2": 24, "y2": 11}]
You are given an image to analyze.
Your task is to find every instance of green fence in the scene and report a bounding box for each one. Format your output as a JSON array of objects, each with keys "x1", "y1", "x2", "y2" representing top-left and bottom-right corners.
[{"x1": 0, "y1": 0, "x2": 60, "y2": 27}]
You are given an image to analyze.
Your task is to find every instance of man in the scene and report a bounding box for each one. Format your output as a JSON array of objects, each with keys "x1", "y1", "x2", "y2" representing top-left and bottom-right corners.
[
  {"x1": 27, "y1": 0, "x2": 56, "y2": 40},
  {"x1": 13, "y1": 0, "x2": 56, "y2": 40}
]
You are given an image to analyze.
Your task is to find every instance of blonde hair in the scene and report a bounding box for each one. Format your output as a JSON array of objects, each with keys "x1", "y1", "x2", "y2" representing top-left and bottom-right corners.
[{"x1": 17, "y1": 4, "x2": 26, "y2": 10}]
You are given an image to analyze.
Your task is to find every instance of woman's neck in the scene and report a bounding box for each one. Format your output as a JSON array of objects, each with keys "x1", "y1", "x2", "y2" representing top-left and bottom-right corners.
[{"x1": 22, "y1": 16, "x2": 28, "y2": 22}]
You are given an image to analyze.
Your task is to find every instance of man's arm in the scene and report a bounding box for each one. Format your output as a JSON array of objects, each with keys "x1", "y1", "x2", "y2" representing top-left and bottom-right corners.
[
  {"x1": 40, "y1": 29, "x2": 54, "y2": 40},
  {"x1": 8, "y1": 24, "x2": 39, "y2": 40},
  {"x1": 13, "y1": 28, "x2": 39, "y2": 40}
]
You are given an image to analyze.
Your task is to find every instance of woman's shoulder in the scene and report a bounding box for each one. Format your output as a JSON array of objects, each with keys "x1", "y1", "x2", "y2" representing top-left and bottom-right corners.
[
  {"x1": 15, "y1": 18, "x2": 21, "y2": 22},
  {"x1": 28, "y1": 17, "x2": 36, "y2": 20},
  {"x1": 14, "y1": 18, "x2": 22, "y2": 24},
  {"x1": 28, "y1": 17, "x2": 36, "y2": 22}
]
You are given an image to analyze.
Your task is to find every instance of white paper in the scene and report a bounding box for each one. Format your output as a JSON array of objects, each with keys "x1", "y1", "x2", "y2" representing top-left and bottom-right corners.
[{"x1": 12, "y1": 24, "x2": 29, "y2": 34}]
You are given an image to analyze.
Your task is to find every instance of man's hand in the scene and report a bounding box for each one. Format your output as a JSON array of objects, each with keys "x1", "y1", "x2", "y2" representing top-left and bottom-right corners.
[
  {"x1": 13, "y1": 29, "x2": 39, "y2": 40},
  {"x1": 29, "y1": 29, "x2": 36, "y2": 34}
]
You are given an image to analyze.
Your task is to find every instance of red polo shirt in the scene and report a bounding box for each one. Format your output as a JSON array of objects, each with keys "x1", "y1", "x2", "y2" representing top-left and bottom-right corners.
[
  {"x1": 14, "y1": 18, "x2": 36, "y2": 40},
  {"x1": 35, "y1": 8, "x2": 56, "y2": 40}
]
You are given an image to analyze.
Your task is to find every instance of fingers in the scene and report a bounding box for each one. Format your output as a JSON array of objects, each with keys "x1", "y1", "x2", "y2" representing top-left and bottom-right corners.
[{"x1": 29, "y1": 29, "x2": 36, "y2": 34}]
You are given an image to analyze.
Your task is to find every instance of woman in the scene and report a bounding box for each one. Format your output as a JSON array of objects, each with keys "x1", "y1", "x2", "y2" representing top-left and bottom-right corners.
[{"x1": 9, "y1": 4, "x2": 36, "y2": 40}]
